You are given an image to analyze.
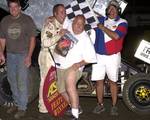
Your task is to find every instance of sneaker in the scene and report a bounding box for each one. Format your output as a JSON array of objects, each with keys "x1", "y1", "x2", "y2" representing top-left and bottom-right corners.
[
  {"x1": 6, "y1": 106, "x2": 17, "y2": 114},
  {"x1": 64, "y1": 106, "x2": 72, "y2": 116},
  {"x1": 110, "y1": 106, "x2": 118, "y2": 116},
  {"x1": 38, "y1": 104, "x2": 48, "y2": 113},
  {"x1": 14, "y1": 110, "x2": 26, "y2": 119},
  {"x1": 92, "y1": 103, "x2": 105, "y2": 114},
  {"x1": 78, "y1": 106, "x2": 83, "y2": 115},
  {"x1": 69, "y1": 114, "x2": 78, "y2": 120},
  {"x1": 39, "y1": 108, "x2": 48, "y2": 113},
  {"x1": 65, "y1": 106, "x2": 83, "y2": 116}
]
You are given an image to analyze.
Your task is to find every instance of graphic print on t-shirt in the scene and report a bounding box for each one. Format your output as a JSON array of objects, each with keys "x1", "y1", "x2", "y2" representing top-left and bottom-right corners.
[{"x1": 8, "y1": 23, "x2": 21, "y2": 40}]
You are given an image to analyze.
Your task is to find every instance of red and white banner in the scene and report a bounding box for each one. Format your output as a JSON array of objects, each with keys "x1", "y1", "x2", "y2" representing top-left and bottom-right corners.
[{"x1": 43, "y1": 66, "x2": 68, "y2": 117}]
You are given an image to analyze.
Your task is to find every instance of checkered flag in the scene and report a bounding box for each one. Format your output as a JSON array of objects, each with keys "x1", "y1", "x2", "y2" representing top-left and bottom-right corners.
[{"x1": 65, "y1": 0, "x2": 98, "y2": 31}]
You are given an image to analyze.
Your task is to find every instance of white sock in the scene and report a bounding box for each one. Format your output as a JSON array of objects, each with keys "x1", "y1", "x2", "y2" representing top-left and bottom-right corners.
[{"x1": 71, "y1": 108, "x2": 79, "y2": 118}]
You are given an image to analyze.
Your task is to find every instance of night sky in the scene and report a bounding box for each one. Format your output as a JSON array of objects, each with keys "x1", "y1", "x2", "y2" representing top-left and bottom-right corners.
[
  {"x1": 120, "y1": 0, "x2": 150, "y2": 15},
  {"x1": 126, "y1": 0, "x2": 148, "y2": 5}
]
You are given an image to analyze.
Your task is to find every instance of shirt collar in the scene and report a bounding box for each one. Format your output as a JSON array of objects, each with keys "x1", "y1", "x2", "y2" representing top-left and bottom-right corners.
[{"x1": 105, "y1": 16, "x2": 120, "y2": 21}]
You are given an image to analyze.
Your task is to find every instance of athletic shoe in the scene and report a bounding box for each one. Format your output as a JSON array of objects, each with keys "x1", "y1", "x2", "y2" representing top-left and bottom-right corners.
[
  {"x1": 110, "y1": 106, "x2": 118, "y2": 116},
  {"x1": 65, "y1": 106, "x2": 83, "y2": 116},
  {"x1": 14, "y1": 110, "x2": 26, "y2": 119},
  {"x1": 6, "y1": 106, "x2": 17, "y2": 114},
  {"x1": 92, "y1": 103, "x2": 105, "y2": 114}
]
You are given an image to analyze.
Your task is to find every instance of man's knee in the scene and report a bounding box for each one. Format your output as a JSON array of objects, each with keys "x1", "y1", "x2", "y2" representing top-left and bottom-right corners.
[{"x1": 96, "y1": 80, "x2": 104, "y2": 87}]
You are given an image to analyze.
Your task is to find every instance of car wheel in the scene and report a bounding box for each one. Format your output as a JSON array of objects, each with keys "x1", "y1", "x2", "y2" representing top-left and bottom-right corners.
[{"x1": 123, "y1": 73, "x2": 150, "y2": 115}]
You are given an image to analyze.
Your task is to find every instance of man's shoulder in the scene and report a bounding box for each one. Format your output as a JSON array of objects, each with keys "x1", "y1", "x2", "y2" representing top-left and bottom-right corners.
[
  {"x1": 21, "y1": 13, "x2": 34, "y2": 21},
  {"x1": 43, "y1": 17, "x2": 57, "y2": 29},
  {"x1": 118, "y1": 17, "x2": 128, "y2": 24},
  {"x1": 21, "y1": 13, "x2": 31, "y2": 17},
  {"x1": 1, "y1": 15, "x2": 11, "y2": 23}
]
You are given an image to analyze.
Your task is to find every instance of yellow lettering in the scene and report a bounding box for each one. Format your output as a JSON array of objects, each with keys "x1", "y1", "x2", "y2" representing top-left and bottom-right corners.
[
  {"x1": 53, "y1": 101, "x2": 68, "y2": 116},
  {"x1": 48, "y1": 92, "x2": 59, "y2": 102},
  {"x1": 47, "y1": 81, "x2": 57, "y2": 97},
  {"x1": 51, "y1": 97, "x2": 63, "y2": 110}
]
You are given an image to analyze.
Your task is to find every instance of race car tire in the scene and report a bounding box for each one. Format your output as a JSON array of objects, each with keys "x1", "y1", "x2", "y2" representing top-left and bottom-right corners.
[{"x1": 123, "y1": 73, "x2": 150, "y2": 115}]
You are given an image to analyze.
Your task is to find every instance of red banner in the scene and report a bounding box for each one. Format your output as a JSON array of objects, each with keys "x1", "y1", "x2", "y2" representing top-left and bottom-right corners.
[{"x1": 43, "y1": 66, "x2": 68, "y2": 117}]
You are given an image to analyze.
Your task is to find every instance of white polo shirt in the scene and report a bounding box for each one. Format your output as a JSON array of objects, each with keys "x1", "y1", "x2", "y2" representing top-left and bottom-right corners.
[{"x1": 54, "y1": 23, "x2": 97, "y2": 70}]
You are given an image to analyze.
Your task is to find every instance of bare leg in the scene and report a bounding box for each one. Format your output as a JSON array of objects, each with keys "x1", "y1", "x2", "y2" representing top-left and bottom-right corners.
[
  {"x1": 109, "y1": 80, "x2": 118, "y2": 106},
  {"x1": 66, "y1": 69, "x2": 79, "y2": 109},
  {"x1": 96, "y1": 80, "x2": 104, "y2": 104},
  {"x1": 61, "y1": 91, "x2": 70, "y2": 104}
]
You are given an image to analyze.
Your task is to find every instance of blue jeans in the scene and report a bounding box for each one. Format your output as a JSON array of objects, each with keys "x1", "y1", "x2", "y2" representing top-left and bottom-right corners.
[{"x1": 7, "y1": 53, "x2": 29, "y2": 110}]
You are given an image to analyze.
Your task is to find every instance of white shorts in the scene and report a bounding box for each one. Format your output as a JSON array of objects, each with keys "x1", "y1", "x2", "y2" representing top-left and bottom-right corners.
[{"x1": 91, "y1": 53, "x2": 121, "y2": 82}]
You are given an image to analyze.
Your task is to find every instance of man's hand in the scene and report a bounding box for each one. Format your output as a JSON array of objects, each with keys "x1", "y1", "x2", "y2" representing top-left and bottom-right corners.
[
  {"x1": 97, "y1": 23, "x2": 105, "y2": 31},
  {"x1": 59, "y1": 29, "x2": 69, "y2": 37},
  {"x1": 70, "y1": 60, "x2": 86, "y2": 71},
  {"x1": 0, "y1": 52, "x2": 5, "y2": 65},
  {"x1": 70, "y1": 63, "x2": 81, "y2": 71},
  {"x1": 24, "y1": 55, "x2": 31, "y2": 68}
]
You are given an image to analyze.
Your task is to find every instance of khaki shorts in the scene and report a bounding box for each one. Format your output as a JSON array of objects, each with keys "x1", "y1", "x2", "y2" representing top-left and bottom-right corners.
[{"x1": 56, "y1": 68, "x2": 82, "y2": 93}]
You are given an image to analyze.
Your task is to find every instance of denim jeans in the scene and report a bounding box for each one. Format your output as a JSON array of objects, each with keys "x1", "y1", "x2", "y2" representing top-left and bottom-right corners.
[{"x1": 7, "y1": 53, "x2": 29, "y2": 111}]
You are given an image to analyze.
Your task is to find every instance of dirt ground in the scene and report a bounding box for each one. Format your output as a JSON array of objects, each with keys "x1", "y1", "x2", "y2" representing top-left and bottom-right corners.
[{"x1": 0, "y1": 97, "x2": 150, "y2": 120}]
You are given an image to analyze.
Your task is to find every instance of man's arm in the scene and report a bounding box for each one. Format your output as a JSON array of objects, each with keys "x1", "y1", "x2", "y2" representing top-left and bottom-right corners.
[
  {"x1": 0, "y1": 52, "x2": 5, "y2": 65},
  {"x1": 41, "y1": 19, "x2": 61, "y2": 48},
  {"x1": 0, "y1": 38, "x2": 6, "y2": 51},
  {"x1": 46, "y1": 28, "x2": 68, "y2": 46},
  {"x1": 24, "y1": 36, "x2": 36, "y2": 67},
  {"x1": 0, "y1": 38, "x2": 5, "y2": 65},
  {"x1": 42, "y1": 17, "x2": 69, "y2": 48},
  {"x1": 97, "y1": 23, "x2": 119, "y2": 39},
  {"x1": 28, "y1": 36, "x2": 36, "y2": 57},
  {"x1": 71, "y1": 60, "x2": 88, "y2": 71}
]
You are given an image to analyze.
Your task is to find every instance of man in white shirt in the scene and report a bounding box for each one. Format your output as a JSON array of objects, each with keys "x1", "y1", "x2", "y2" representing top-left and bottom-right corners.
[{"x1": 54, "y1": 15, "x2": 97, "y2": 119}]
